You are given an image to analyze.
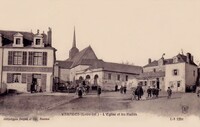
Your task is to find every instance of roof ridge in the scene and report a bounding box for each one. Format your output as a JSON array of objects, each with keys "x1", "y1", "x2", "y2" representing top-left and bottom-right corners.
[
  {"x1": 0, "y1": 29, "x2": 33, "y2": 34},
  {"x1": 104, "y1": 61, "x2": 141, "y2": 68}
]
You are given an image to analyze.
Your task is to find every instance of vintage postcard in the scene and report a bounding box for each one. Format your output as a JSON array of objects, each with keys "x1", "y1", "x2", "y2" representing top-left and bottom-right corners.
[{"x1": 0, "y1": 0, "x2": 200, "y2": 127}]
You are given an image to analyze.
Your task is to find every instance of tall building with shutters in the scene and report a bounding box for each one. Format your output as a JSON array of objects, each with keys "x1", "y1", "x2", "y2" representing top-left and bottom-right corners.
[{"x1": 0, "y1": 28, "x2": 56, "y2": 93}]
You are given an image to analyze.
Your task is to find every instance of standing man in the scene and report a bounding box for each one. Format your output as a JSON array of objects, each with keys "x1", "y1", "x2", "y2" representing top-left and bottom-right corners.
[
  {"x1": 97, "y1": 86, "x2": 102, "y2": 97},
  {"x1": 120, "y1": 85, "x2": 123, "y2": 94},
  {"x1": 167, "y1": 87, "x2": 172, "y2": 99},
  {"x1": 115, "y1": 84, "x2": 118, "y2": 92},
  {"x1": 147, "y1": 86, "x2": 152, "y2": 98},
  {"x1": 123, "y1": 82, "x2": 127, "y2": 94}
]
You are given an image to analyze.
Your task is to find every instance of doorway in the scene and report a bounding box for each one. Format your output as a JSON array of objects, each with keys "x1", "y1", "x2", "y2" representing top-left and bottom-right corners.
[{"x1": 156, "y1": 78, "x2": 160, "y2": 89}]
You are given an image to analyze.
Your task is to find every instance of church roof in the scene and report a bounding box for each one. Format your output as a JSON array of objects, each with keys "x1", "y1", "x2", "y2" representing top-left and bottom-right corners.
[
  {"x1": 87, "y1": 61, "x2": 142, "y2": 75},
  {"x1": 57, "y1": 45, "x2": 98, "y2": 69},
  {"x1": 57, "y1": 46, "x2": 142, "y2": 75},
  {"x1": 101, "y1": 62, "x2": 142, "y2": 74},
  {"x1": 67, "y1": 46, "x2": 98, "y2": 68}
]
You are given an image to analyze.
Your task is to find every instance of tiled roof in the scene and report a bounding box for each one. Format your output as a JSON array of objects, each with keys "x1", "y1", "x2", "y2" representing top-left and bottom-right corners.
[
  {"x1": 101, "y1": 62, "x2": 142, "y2": 74},
  {"x1": 57, "y1": 47, "x2": 142, "y2": 74},
  {"x1": 176, "y1": 54, "x2": 197, "y2": 66},
  {"x1": 144, "y1": 54, "x2": 197, "y2": 67},
  {"x1": 87, "y1": 61, "x2": 142, "y2": 74},
  {"x1": 56, "y1": 60, "x2": 73, "y2": 69},
  {"x1": 137, "y1": 71, "x2": 165, "y2": 79},
  {"x1": 143, "y1": 60, "x2": 158, "y2": 67},
  {"x1": 79, "y1": 59, "x2": 104, "y2": 66},
  {"x1": 0, "y1": 30, "x2": 48, "y2": 47},
  {"x1": 67, "y1": 46, "x2": 98, "y2": 68},
  {"x1": 57, "y1": 46, "x2": 98, "y2": 69}
]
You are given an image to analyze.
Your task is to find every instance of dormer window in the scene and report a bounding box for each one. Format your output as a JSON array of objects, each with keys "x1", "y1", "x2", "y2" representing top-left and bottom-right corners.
[
  {"x1": 173, "y1": 57, "x2": 178, "y2": 63},
  {"x1": 33, "y1": 32, "x2": 44, "y2": 47},
  {"x1": 16, "y1": 38, "x2": 21, "y2": 44},
  {"x1": 36, "y1": 39, "x2": 41, "y2": 45},
  {"x1": 13, "y1": 33, "x2": 23, "y2": 47}
]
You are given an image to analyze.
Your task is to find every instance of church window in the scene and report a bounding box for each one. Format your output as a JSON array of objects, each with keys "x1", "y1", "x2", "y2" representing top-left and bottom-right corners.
[
  {"x1": 117, "y1": 75, "x2": 120, "y2": 81},
  {"x1": 108, "y1": 73, "x2": 111, "y2": 80},
  {"x1": 126, "y1": 75, "x2": 128, "y2": 81}
]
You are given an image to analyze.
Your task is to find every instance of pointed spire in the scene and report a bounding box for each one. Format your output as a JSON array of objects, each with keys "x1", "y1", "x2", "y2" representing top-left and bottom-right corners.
[{"x1": 73, "y1": 26, "x2": 76, "y2": 47}]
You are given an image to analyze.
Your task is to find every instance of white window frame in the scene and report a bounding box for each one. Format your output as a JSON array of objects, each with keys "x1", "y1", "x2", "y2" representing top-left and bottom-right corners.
[
  {"x1": 13, "y1": 51, "x2": 23, "y2": 65},
  {"x1": 12, "y1": 73, "x2": 21, "y2": 83}
]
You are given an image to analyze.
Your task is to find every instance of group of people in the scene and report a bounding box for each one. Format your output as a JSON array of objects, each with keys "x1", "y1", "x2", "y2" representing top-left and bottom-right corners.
[
  {"x1": 31, "y1": 78, "x2": 42, "y2": 93},
  {"x1": 76, "y1": 84, "x2": 102, "y2": 98},
  {"x1": 146, "y1": 86, "x2": 160, "y2": 98},
  {"x1": 131, "y1": 85, "x2": 173, "y2": 100}
]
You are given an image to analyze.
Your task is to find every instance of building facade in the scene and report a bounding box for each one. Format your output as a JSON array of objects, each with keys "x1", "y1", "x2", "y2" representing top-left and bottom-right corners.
[
  {"x1": 0, "y1": 28, "x2": 56, "y2": 93},
  {"x1": 138, "y1": 53, "x2": 198, "y2": 92},
  {"x1": 75, "y1": 61, "x2": 142, "y2": 90}
]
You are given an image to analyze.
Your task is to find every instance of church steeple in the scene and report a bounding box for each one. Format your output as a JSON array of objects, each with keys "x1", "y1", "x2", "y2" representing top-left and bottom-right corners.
[
  {"x1": 69, "y1": 27, "x2": 79, "y2": 59},
  {"x1": 73, "y1": 27, "x2": 76, "y2": 47}
]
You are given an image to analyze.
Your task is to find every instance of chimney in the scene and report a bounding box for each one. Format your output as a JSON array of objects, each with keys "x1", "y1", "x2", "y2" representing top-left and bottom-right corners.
[
  {"x1": 148, "y1": 58, "x2": 151, "y2": 64},
  {"x1": 186, "y1": 53, "x2": 191, "y2": 63},
  {"x1": 0, "y1": 34, "x2": 2, "y2": 47},
  {"x1": 37, "y1": 29, "x2": 39, "y2": 34},
  {"x1": 191, "y1": 55, "x2": 194, "y2": 62},
  {"x1": 47, "y1": 27, "x2": 52, "y2": 46}
]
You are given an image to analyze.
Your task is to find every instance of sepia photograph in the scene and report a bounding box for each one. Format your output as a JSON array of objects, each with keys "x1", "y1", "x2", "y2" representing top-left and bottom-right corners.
[{"x1": 0, "y1": 0, "x2": 200, "y2": 127}]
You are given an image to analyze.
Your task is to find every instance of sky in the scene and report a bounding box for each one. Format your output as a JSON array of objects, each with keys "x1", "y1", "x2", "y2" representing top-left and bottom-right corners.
[{"x1": 0, "y1": 0, "x2": 200, "y2": 66}]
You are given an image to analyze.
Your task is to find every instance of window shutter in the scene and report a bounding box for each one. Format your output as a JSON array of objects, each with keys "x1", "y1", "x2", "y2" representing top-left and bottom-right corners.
[
  {"x1": 21, "y1": 73, "x2": 27, "y2": 83},
  {"x1": 26, "y1": 74, "x2": 32, "y2": 92},
  {"x1": 28, "y1": 52, "x2": 33, "y2": 65},
  {"x1": 43, "y1": 52, "x2": 47, "y2": 66},
  {"x1": 8, "y1": 51, "x2": 13, "y2": 65},
  {"x1": 41, "y1": 74, "x2": 47, "y2": 92},
  {"x1": 7, "y1": 73, "x2": 13, "y2": 83},
  {"x1": 22, "y1": 52, "x2": 27, "y2": 65}
]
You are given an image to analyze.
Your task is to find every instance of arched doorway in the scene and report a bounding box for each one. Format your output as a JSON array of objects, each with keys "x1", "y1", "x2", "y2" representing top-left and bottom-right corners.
[
  {"x1": 79, "y1": 76, "x2": 83, "y2": 81},
  {"x1": 92, "y1": 74, "x2": 99, "y2": 90},
  {"x1": 85, "y1": 75, "x2": 91, "y2": 86},
  {"x1": 78, "y1": 76, "x2": 84, "y2": 84},
  {"x1": 86, "y1": 75, "x2": 90, "y2": 80},
  {"x1": 94, "y1": 75, "x2": 99, "y2": 85}
]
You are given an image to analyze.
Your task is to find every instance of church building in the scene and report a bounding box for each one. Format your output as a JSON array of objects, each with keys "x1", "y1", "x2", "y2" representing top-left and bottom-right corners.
[{"x1": 54, "y1": 28, "x2": 142, "y2": 90}]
